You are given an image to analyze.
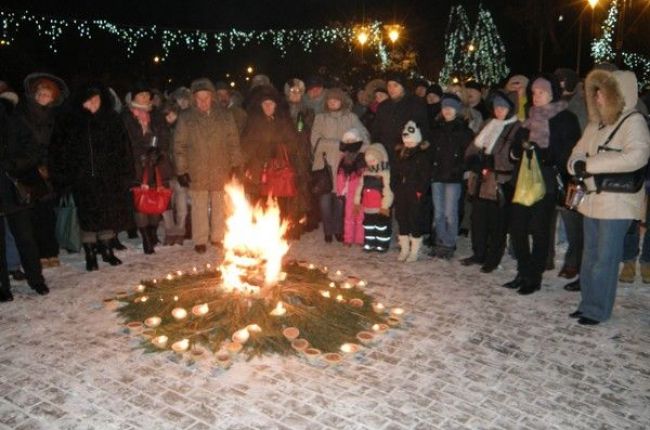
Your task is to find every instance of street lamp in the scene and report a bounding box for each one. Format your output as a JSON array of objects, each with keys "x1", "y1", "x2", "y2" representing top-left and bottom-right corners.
[
  {"x1": 246, "y1": 66, "x2": 254, "y2": 74},
  {"x1": 384, "y1": 24, "x2": 402, "y2": 44},
  {"x1": 588, "y1": 0, "x2": 598, "y2": 8}
]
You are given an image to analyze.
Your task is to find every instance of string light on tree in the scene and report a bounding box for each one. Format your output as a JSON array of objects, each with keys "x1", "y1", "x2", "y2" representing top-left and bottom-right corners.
[{"x1": 439, "y1": 4, "x2": 473, "y2": 86}]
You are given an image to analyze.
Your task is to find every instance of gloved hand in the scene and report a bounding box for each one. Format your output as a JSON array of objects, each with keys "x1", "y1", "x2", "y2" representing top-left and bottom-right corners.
[
  {"x1": 177, "y1": 173, "x2": 191, "y2": 188},
  {"x1": 573, "y1": 160, "x2": 587, "y2": 178}
]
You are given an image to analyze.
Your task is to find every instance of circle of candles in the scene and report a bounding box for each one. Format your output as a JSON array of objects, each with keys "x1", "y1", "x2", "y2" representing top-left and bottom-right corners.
[
  {"x1": 172, "y1": 307, "x2": 187, "y2": 320},
  {"x1": 144, "y1": 316, "x2": 161, "y2": 328}
]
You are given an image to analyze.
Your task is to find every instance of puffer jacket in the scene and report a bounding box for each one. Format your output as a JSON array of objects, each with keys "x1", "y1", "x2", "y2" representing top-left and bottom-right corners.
[
  {"x1": 173, "y1": 103, "x2": 242, "y2": 191},
  {"x1": 568, "y1": 70, "x2": 650, "y2": 220},
  {"x1": 310, "y1": 89, "x2": 369, "y2": 191}
]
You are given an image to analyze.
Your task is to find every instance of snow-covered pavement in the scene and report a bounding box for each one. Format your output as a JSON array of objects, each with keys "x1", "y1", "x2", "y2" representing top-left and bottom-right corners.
[{"x1": 0, "y1": 231, "x2": 648, "y2": 429}]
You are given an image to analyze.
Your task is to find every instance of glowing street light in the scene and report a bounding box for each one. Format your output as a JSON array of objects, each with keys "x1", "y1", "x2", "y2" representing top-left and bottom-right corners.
[
  {"x1": 246, "y1": 66, "x2": 254, "y2": 74},
  {"x1": 468, "y1": 43, "x2": 476, "y2": 52},
  {"x1": 384, "y1": 24, "x2": 402, "y2": 43},
  {"x1": 357, "y1": 29, "x2": 369, "y2": 46},
  {"x1": 588, "y1": 0, "x2": 598, "y2": 9},
  {"x1": 153, "y1": 55, "x2": 161, "y2": 64}
]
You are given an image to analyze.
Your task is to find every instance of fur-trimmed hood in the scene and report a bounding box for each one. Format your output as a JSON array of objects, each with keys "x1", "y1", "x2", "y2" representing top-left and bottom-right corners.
[
  {"x1": 585, "y1": 69, "x2": 638, "y2": 126},
  {"x1": 23, "y1": 72, "x2": 69, "y2": 107},
  {"x1": 323, "y1": 88, "x2": 352, "y2": 113}
]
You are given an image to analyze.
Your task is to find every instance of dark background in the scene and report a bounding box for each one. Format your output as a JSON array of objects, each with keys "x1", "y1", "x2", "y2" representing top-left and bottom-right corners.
[{"x1": 1, "y1": 0, "x2": 649, "y2": 94}]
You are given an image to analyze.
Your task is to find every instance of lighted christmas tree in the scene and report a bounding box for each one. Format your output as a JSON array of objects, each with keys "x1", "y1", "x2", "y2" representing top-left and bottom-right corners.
[
  {"x1": 591, "y1": 0, "x2": 650, "y2": 86},
  {"x1": 468, "y1": 4, "x2": 510, "y2": 87},
  {"x1": 439, "y1": 5, "x2": 473, "y2": 86}
]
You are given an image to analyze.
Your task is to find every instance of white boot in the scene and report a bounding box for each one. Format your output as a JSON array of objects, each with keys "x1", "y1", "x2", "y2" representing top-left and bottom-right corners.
[
  {"x1": 406, "y1": 236, "x2": 422, "y2": 263},
  {"x1": 397, "y1": 235, "x2": 410, "y2": 262}
]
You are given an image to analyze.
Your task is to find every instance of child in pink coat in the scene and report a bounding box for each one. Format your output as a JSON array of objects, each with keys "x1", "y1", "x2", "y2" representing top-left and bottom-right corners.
[{"x1": 335, "y1": 129, "x2": 368, "y2": 245}]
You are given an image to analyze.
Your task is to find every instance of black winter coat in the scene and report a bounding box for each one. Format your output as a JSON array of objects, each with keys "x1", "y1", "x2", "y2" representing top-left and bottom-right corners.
[
  {"x1": 122, "y1": 108, "x2": 173, "y2": 185},
  {"x1": 393, "y1": 144, "x2": 433, "y2": 198},
  {"x1": 371, "y1": 94, "x2": 430, "y2": 165},
  {"x1": 0, "y1": 101, "x2": 45, "y2": 215},
  {"x1": 49, "y1": 88, "x2": 134, "y2": 233},
  {"x1": 430, "y1": 118, "x2": 474, "y2": 183}
]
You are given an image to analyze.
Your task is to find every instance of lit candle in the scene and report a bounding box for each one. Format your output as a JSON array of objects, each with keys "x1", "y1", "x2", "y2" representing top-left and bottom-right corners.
[
  {"x1": 192, "y1": 266, "x2": 198, "y2": 273},
  {"x1": 144, "y1": 316, "x2": 161, "y2": 328},
  {"x1": 166, "y1": 274, "x2": 173, "y2": 281},
  {"x1": 173, "y1": 296, "x2": 179, "y2": 302},
  {"x1": 176, "y1": 270, "x2": 183, "y2": 276},
  {"x1": 340, "y1": 343, "x2": 359, "y2": 354},
  {"x1": 136, "y1": 284, "x2": 146, "y2": 292},
  {"x1": 357, "y1": 280, "x2": 367, "y2": 288},
  {"x1": 308, "y1": 263, "x2": 315, "y2": 270},
  {"x1": 372, "y1": 302, "x2": 385, "y2": 313},
  {"x1": 320, "y1": 290, "x2": 331, "y2": 298},
  {"x1": 171, "y1": 338, "x2": 189, "y2": 352},
  {"x1": 140, "y1": 296, "x2": 149, "y2": 303},
  {"x1": 372, "y1": 323, "x2": 389, "y2": 334},
  {"x1": 328, "y1": 282, "x2": 336, "y2": 288},
  {"x1": 390, "y1": 307, "x2": 405, "y2": 317},
  {"x1": 206, "y1": 263, "x2": 211, "y2": 269},
  {"x1": 335, "y1": 294, "x2": 345, "y2": 303},
  {"x1": 341, "y1": 282, "x2": 352, "y2": 289},
  {"x1": 270, "y1": 301, "x2": 286, "y2": 316},
  {"x1": 152, "y1": 335, "x2": 168, "y2": 348},
  {"x1": 247, "y1": 324, "x2": 262, "y2": 333},
  {"x1": 232, "y1": 328, "x2": 250, "y2": 344},
  {"x1": 191, "y1": 303, "x2": 209, "y2": 316},
  {"x1": 172, "y1": 307, "x2": 187, "y2": 320}
]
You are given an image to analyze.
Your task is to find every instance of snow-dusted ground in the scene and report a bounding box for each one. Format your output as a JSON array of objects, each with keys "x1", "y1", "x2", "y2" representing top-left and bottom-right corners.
[{"x1": 0, "y1": 229, "x2": 648, "y2": 430}]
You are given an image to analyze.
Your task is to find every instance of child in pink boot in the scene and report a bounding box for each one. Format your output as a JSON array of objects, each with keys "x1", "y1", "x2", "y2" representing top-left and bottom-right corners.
[{"x1": 336, "y1": 129, "x2": 368, "y2": 246}]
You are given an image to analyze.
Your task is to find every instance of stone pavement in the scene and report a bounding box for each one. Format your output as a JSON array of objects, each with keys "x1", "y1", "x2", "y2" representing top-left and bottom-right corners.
[{"x1": 0, "y1": 231, "x2": 648, "y2": 430}]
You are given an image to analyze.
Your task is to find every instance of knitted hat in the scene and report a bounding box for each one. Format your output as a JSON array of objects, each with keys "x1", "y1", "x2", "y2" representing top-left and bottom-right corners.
[
  {"x1": 488, "y1": 89, "x2": 516, "y2": 113},
  {"x1": 190, "y1": 78, "x2": 216, "y2": 93},
  {"x1": 385, "y1": 71, "x2": 407, "y2": 88},
  {"x1": 305, "y1": 75, "x2": 325, "y2": 90},
  {"x1": 425, "y1": 83, "x2": 443, "y2": 98},
  {"x1": 214, "y1": 81, "x2": 230, "y2": 91},
  {"x1": 531, "y1": 74, "x2": 561, "y2": 102},
  {"x1": 554, "y1": 68, "x2": 579, "y2": 93},
  {"x1": 465, "y1": 81, "x2": 483, "y2": 92},
  {"x1": 441, "y1": 93, "x2": 462, "y2": 111},
  {"x1": 341, "y1": 128, "x2": 363, "y2": 144},
  {"x1": 130, "y1": 80, "x2": 152, "y2": 98}
]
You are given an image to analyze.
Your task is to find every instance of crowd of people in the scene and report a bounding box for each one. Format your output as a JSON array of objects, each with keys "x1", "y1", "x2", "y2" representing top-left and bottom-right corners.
[{"x1": 1, "y1": 63, "x2": 649, "y2": 326}]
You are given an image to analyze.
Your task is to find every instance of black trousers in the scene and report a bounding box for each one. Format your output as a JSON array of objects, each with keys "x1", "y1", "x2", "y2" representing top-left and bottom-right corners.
[
  {"x1": 395, "y1": 192, "x2": 426, "y2": 237},
  {"x1": 1, "y1": 210, "x2": 45, "y2": 290},
  {"x1": 510, "y1": 193, "x2": 556, "y2": 284},
  {"x1": 31, "y1": 199, "x2": 59, "y2": 259},
  {"x1": 470, "y1": 199, "x2": 509, "y2": 267}
]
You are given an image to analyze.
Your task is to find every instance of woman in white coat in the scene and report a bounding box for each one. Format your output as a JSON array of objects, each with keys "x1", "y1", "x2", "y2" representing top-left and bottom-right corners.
[{"x1": 567, "y1": 69, "x2": 650, "y2": 325}]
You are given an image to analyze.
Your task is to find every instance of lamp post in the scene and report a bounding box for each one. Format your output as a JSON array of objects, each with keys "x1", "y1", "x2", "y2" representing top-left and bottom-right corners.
[{"x1": 578, "y1": 0, "x2": 599, "y2": 74}]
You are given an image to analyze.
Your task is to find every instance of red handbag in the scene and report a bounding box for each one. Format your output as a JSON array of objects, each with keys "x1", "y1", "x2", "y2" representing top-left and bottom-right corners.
[
  {"x1": 131, "y1": 167, "x2": 172, "y2": 215},
  {"x1": 261, "y1": 144, "x2": 297, "y2": 198}
]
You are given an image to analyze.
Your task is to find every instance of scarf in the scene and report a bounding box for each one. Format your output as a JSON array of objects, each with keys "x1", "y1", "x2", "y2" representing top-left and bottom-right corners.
[
  {"x1": 130, "y1": 107, "x2": 151, "y2": 134},
  {"x1": 523, "y1": 100, "x2": 567, "y2": 148},
  {"x1": 474, "y1": 116, "x2": 518, "y2": 154}
]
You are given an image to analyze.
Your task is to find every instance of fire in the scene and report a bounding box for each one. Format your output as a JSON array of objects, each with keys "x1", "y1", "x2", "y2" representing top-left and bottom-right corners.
[{"x1": 219, "y1": 181, "x2": 290, "y2": 294}]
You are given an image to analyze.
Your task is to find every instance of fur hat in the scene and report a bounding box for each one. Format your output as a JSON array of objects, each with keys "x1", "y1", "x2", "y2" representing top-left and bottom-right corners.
[
  {"x1": 171, "y1": 86, "x2": 191, "y2": 102},
  {"x1": 585, "y1": 69, "x2": 638, "y2": 125},
  {"x1": 191, "y1": 78, "x2": 216, "y2": 94},
  {"x1": 323, "y1": 88, "x2": 351, "y2": 111},
  {"x1": 554, "y1": 68, "x2": 579, "y2": 93},
  {"x1": 23, "y1": 72, "x2": 69, "y2": 106},
  {"x1": 284, "y1": 78, "x2": 306, "y2": 97},
  {"x1": 401, "y1": 120, "x2": 423, "y2": 148},
  {"x1": 364, "y1": 143, "x2": 389, "y2": 166},
  {"x1": 441, "y1": 93, "x2": 462, "y2": 112}
]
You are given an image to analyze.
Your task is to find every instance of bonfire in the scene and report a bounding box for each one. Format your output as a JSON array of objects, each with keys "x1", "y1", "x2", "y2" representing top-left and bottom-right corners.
[{"x1": 114, "y1": 181, "x2": 401, "y2": 366}]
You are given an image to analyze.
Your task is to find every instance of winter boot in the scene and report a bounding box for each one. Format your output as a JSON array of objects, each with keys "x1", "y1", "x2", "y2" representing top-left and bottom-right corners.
[
  {"x1": 406, "y1": 236, "x2": 423, "y2": 263},
  {"x1": 83, "y1": 243, "x2": 99, "y2": 272},
  {"x1": 0, "y1": 271, "x2": 12, "y2": 302},
  {"x1": 110, "y1": 237, "x2": 127, "y2": 251},
  {"x1": 397, "y1": 235, "x2": 410, "y2": 262},
  {"x1": 99, "y1": 240, "x2": 123, "y2": 265},
  {"x1": 618, "y1": 261, "x2": 636, "y2": 283},
  {"x1": 641, "y1": 262, "x2": 650, "y2": 284},
  {"x1": 139, "y1": 228, "x2": 155, "y2": 255}
]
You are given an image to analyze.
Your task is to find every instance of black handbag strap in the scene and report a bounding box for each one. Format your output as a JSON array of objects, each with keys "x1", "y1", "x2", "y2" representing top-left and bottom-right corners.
[{"x1": 598, "y1": 111, "x2": 640, "y2": 150}]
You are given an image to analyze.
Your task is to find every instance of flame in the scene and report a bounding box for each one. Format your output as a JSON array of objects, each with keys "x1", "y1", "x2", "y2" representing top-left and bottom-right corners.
[{"x1": 220, "y1": 181, "x2": 290, "y2": 294}]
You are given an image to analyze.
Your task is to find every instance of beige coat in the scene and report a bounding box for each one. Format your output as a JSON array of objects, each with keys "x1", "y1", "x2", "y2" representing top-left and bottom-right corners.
[
  {"x1": 173, "y1": 104, "x2": 242, "y2": 191},
  {"x1": 568, "y1": 70, "x2": 650, "y2": 220}
]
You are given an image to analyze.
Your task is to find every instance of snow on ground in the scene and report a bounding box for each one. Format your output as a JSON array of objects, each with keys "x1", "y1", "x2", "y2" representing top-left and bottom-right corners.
[{"x1": 0, "y1": 230, "x2": 648, "y2": 429}]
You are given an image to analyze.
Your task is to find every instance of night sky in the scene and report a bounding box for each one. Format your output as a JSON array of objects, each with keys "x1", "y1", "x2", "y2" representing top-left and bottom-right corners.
[{"x1": 1, "y1": 0, "x2": 649, "y2": 93}]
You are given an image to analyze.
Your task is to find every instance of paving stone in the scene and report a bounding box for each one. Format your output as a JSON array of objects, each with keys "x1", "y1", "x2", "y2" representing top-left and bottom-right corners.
[{"x1": 0, "y1": 233, "x2": 647, "y2": 429}]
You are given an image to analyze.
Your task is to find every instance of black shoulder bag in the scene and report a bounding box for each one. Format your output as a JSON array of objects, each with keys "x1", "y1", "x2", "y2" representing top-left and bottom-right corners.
[
  {"x1": 593, "y1": 112, "x2": 647, "y2": 194},
  {"x1": 310, "y1": 151, "x2": 333, "y2": 196}
]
